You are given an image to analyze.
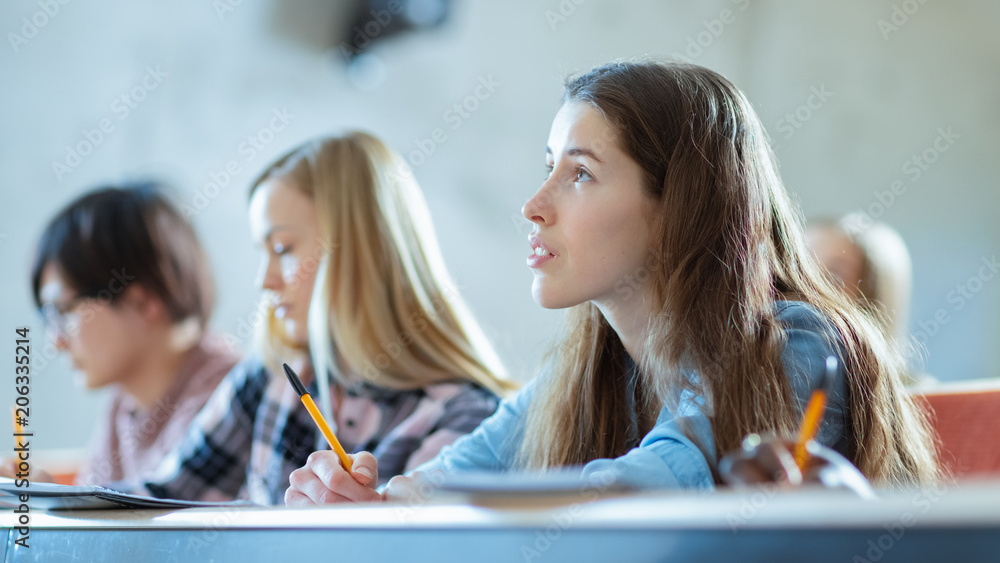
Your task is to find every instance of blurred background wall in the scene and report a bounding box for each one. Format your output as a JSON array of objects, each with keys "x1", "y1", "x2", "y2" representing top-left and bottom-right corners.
[{"x1": 1, "y1": 0, "x2": 997, "y2": 450}]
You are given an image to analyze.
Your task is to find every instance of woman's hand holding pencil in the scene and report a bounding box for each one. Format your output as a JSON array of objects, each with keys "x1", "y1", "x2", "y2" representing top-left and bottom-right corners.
[
  {"x1": 719, "y1": 435, "x2": 876, "y2": 499},
  {"x1": 282, "y1": 363, "x2": 385, "y2": 506},
  {"x1": 285, "y1": 450, "x2": 385, "y2": 506},
  {"x1": 719, "y1": 357, "x2": 875, "y2": 498}
]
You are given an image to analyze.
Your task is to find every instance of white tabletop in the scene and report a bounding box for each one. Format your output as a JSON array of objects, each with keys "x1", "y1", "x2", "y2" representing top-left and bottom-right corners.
[{"x1": 5, "y1": 481, "x2": 999, "y2": 531}]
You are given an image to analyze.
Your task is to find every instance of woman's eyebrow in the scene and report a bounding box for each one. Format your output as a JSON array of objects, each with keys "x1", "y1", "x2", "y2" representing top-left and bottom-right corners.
[
  {"x1": 545, "y1": 145, "x2": 604, "y2": 163},
  {"x1": 262, "y1": 225, "x2": 293, "y2": 243},
  {"x1": 567, "y1": 147, "x2": 603, "y2": 163}
]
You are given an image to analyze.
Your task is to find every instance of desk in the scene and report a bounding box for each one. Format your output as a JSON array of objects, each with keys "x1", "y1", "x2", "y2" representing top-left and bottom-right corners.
[{"x1": 2, "y1": 483, "x2": 999, "y2": 562}]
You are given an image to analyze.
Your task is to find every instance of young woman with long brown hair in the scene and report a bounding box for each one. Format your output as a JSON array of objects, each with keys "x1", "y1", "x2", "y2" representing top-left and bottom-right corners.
[{"x1": 285, "y1": 61, "x2": 939, "y2": 506}]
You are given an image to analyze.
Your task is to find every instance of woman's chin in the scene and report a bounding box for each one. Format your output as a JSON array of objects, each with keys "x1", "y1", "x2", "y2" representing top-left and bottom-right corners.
[
  {"x1": 77, "y1": 371, "x2": 103, "y2": 390},
  {"x1": 283, "y1": 320, "x2": 309, "y2": 348},
  {"x1": 531, "y1": 285, "x2": 577, "y2": 310}
]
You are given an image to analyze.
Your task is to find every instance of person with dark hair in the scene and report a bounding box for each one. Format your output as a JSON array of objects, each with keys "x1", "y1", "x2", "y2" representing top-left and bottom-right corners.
[
  {"x1": 2, "y1": 182, "x2": 239, "y2": 489},
  {"x1": 285, "y1": 61, "x2": 939, "y2": 506}
]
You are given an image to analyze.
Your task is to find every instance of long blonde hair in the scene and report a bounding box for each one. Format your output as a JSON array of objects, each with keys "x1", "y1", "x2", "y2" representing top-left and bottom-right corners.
[
  {"x1": 809, "y1": 215, "x2": 914, "y2": 345},
  {"x1": 250, "y1": 132, "x2": 515, "y2": 398},
  {"x1": 517, "y1": 62, "x2": 938, "y2": 487}
]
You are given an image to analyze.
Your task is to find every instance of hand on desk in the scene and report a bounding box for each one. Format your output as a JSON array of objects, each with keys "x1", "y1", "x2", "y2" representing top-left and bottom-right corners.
[
  {"x1": 719, "y1": 435, "x2": 875, "y2": 499},
  {"x1": 0, "y1": 457, "x2": 55, "y2": 483},
  {"x1": 285, "y1": 450, "x2": 434, "y2": 506},
  {"x1": 285, "y1": 450, "x2": 384, "y2": 505}
]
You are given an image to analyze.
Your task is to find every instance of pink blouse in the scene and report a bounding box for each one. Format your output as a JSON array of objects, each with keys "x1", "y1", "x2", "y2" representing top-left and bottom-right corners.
[{"x1": 74, "y1": 336, "x2": 239, "y2": 488}]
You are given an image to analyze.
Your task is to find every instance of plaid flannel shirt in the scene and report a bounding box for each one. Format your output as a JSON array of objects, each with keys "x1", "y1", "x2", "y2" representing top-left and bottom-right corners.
[{"x1": 143, "y1": 358, "x2": 501, "y2": 505}]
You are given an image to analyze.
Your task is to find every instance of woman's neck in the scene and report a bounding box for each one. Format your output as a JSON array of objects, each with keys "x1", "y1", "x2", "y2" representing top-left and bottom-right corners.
[{"x1": 594, "y1": 285, "x2": 655, "y2": 362}]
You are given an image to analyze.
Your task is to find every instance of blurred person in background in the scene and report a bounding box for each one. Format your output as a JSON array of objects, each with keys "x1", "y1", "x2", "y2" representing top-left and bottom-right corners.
[
  {"x1": 806, "y1": 215, "x2": 933, "y2": 385},
  {"x1": 1, "y1": 183, "x2": 239, "y2": 489},
  {"x1": 139, "y1": 132, "x2": 517, "y2": 504},
  {"x1": 806, "y1": 214, "x2": 912, "y2": 344}
]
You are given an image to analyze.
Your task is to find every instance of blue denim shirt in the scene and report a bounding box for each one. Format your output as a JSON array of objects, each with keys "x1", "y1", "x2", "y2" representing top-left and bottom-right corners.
[{"x1": 413, "y1": 301, "x2": 849, "y2": 490}]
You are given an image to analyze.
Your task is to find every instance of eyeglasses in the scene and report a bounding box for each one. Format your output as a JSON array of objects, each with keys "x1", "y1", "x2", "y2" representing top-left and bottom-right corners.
[{"x1": 38, "y1": 295, "x2": 93, "y2": 338}]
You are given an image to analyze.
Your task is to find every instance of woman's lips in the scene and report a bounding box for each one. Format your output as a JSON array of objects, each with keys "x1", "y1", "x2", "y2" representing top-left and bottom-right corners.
[{"x1": 527, "y1": 238, "x2": 556, "y2": 268}]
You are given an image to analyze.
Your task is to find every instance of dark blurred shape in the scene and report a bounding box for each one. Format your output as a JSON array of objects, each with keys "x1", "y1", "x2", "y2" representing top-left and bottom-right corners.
[
  {"x1": 265, "y1": 0, "x2": 449, "y2": 61},
  {"x1": 268, "y1": 0, "x2": 355, "y2": 52},
  {"x1": 341, "y1": 0, "x2": 450, "y2": 61}
]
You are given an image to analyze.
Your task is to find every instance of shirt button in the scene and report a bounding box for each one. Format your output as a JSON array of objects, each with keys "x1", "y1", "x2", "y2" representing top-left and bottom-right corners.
[{"x1": 346, "y1": 419, "x2": 355, "y2": 427}]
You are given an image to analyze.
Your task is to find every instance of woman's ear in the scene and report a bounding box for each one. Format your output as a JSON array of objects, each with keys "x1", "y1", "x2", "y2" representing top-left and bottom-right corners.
[{"x1": 120, "y1": 284, "x2": 169, "y2": 324}]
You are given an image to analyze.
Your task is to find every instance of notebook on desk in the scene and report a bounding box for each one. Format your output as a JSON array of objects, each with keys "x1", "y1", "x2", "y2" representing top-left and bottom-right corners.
[
  {"x1": 431, "y1": 469, "x2": 642, "y2": 508},
  {"x1": 0, "y1": 478, "x2": 251, "y2": 510}
]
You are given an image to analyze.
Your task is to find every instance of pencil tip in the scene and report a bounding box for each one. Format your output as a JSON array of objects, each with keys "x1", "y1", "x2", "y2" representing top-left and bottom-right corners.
[{"x1": 282, "y1": 363, "x2": 308, "y2": 397}]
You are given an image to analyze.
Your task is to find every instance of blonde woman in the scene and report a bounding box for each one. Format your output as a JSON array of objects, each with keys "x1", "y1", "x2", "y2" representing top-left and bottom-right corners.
[
  {"x1": 142, "y1": 132, "x2": 515, "y2": 504},
  {"x1": 286, "y1": 61, "x2": 939, "y2": 506},
  {"x1": 806, "y1": 215, "x2": 913, "y2": 345}
]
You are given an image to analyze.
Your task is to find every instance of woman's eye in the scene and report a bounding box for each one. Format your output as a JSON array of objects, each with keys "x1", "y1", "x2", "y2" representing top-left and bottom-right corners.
[
  {"x1": 273, "y1": 242, "x2": 290, "y2": 255},
  {"x1": 544, "y1": 164, "x2": 554, "y2": 178},
  {"x1": 575, "y1": 167, "x2": 593, "y2": 182}
]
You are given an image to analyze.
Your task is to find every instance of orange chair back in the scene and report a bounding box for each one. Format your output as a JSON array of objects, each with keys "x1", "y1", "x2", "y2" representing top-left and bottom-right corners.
[{"x1": 915, "y1": 381, "x2": 1000, "y2": 478}]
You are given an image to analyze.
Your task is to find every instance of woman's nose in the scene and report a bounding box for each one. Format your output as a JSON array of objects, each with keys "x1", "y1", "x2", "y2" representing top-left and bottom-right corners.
[
  {"x1": 258, "y1": 255, "x2": 284, "y2": 292},
  {"x1": 523, "y1": 183, "x2": 554, "y2": 226},
  {"x1": 50, "y1": 326, "x2": 70, "y2": 351}
]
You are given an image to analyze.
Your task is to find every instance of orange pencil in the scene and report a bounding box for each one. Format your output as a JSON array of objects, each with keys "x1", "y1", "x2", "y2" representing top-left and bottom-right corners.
[
  {"x1": 11, "y1": 406, "x2": 25, "y2": 435},
  {"x1": 283, "y1": 363, "x2": 353, "y2": 472},
  {"x1": 793, "y1": 356, "x2": 837, "y2": 471}
]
